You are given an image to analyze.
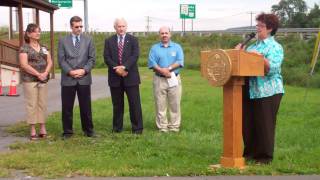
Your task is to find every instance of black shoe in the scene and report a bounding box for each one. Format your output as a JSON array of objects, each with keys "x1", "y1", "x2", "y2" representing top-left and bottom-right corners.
[
  {"x1": 244, "y1": 155, "x2": 254, "y2": 161},
  {"x1": 112, "y1": 129, "x2": 122, "y2": 133},
  {"x1": 254, "y1": 158, "x2": 272, "y2": 165},
  {"x1": 132, "y1": 130, "x2": 143, "y2": 135},
  {"x1": 61, "y1": 133, "x2": 73, "y2": 140},
  {"x1": 85, "y1": 132, "x2": 97, "y2": 138}
]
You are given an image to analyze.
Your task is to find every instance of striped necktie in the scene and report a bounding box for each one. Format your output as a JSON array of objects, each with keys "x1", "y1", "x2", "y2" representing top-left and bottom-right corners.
[
  {"x1": 74, "y1": 36, "x2": 80, "y2": 55},
  {"x1": 118, "y1": 35, "x2": 123, "y2": 64}
]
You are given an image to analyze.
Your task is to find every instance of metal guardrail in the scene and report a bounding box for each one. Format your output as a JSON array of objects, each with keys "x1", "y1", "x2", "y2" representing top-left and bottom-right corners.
[
  {"x1": 186, "y1": 28, "x2": 320, "y2": 34},
  {"x1": 129, "y1": 28, "x2": 320, "y2": 39},
  {"x1": 38, "y1": 28, "x2": 320, "y2": 40},
  {"x1": 40, "y1": 28, "x2": 320, "y2": 34}
]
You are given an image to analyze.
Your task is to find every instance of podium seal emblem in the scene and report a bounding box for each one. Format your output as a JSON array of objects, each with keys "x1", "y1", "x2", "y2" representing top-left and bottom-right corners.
[{"x1": 206, "y1": 49, "x2": 232, "y2": 86}]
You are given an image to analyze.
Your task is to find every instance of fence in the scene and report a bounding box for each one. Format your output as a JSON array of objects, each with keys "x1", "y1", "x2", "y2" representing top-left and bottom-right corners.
[{"x1": 67, "y1": 28, "x2": 320, "y2": 39}]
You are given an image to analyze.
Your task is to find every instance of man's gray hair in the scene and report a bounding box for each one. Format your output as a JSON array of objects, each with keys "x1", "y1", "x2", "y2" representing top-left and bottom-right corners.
[{"x1": 114, "y1": 18, "x2": 127, "y2": 27}]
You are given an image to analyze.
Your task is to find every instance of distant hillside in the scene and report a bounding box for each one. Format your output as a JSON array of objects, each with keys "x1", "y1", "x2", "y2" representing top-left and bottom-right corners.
[{"x1": 226, "y1": 26, "x2": 254, "y2": 31}]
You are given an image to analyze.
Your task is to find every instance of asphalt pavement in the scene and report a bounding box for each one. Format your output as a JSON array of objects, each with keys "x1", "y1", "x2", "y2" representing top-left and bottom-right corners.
[{"x1": 0, "y1": 74, "x2": 109, "y2": 151}]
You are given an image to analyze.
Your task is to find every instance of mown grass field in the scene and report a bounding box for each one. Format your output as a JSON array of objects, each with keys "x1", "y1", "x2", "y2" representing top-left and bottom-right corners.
[{"x1": 0, "y1": 69, "x2": 319, "y2": 178}]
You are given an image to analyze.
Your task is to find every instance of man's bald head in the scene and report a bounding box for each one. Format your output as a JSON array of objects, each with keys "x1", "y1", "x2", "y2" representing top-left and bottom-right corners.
[
  {"x1": 159, "y1": 26, "x2": 171, "y2": 44},
  {"x1": 159, "y1": 26, "x2": 170, "y2": 33}
]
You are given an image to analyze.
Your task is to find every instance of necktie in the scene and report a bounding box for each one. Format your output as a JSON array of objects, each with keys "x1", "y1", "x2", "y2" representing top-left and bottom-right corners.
[
  {"x1": 118, "y1": 35, "x2": 123, "y2": 64},
  {"x1": 74, "y1": 36, "x2": 80, "y2": 55}
]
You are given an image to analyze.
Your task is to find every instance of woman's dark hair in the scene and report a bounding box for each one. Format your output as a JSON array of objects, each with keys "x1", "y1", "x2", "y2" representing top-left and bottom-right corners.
[
  {"x1": 24, "y1": 23, "x2": 40, "y2": 43},
  {"x1": 256, "y1": 13, "x2": 279, "y2": 36},
  {"x1": 70, "y1": 16, "x2": 82, "y2": 26}
]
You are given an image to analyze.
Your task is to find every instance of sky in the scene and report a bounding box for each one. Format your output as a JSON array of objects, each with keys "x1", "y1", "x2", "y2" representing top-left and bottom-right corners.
[{"x1": 0, "y1": 0, "x2": 319, "y2": 32}]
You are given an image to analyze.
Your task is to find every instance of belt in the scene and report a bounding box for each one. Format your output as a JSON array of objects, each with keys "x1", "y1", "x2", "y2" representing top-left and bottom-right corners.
[{"x1": 155, "y1": 73, "x2": 179, "y2": 78}]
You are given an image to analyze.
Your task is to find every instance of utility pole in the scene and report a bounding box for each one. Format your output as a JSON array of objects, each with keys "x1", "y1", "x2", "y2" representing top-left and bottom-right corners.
[
  {"x1": 145, "y1": 16, "x2": 151, "y2": 34},
  {"x1": 9, "y1": 7, "x2": 13, "y2": 39},
  {"x1": 84, "y1": 0, "x2": 89, "y2": 32},
  {"x1": 248, "y1": 11, "x2": 256, "y2": 28}
]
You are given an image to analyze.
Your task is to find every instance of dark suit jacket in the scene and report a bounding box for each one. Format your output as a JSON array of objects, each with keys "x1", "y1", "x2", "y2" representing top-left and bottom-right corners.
[
  {"x1": 58, "y1": 34, "x2": 95, "y2": 86},
  {"x1": 103, "y1": 34, "x2": 140, "y2": 87}
]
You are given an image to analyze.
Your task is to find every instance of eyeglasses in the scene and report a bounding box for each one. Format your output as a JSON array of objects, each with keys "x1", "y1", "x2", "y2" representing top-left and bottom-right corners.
[
  {"x1": 74, "y1": 26, "x2": 83, "y2": 29},
  {"x1": 256, "y1": 24, "x2": 266, "y2": 28}
]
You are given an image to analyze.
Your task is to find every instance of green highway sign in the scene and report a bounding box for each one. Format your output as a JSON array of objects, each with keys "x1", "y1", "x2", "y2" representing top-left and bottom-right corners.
[
  {"x1": 180, "y1": 4, "x2": 196, "y2": 19},
  {"x1": 50, "y1": 0, "x2": 72, "y2": 8}
]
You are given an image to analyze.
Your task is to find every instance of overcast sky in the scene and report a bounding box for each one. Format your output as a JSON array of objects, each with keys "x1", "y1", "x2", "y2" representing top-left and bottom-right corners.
[{"x1": 0, "y1": 0, "x2": 319, "y2": 32}]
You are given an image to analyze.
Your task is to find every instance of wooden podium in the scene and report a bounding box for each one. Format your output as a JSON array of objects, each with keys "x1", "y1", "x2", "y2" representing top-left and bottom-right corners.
[{"x1": 201, "y1": 49, "x2": 264, "y2": 168}]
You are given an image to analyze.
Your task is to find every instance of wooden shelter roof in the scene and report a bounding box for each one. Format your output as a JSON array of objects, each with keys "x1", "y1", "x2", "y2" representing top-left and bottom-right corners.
[{"x1": 0, "y1": 0, "x2": 59, "y2": 13}]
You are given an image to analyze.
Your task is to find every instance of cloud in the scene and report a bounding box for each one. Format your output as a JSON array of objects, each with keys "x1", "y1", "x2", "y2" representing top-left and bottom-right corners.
[{"x1": 0, "y1": 0, "x2": 318, "y2": 31}]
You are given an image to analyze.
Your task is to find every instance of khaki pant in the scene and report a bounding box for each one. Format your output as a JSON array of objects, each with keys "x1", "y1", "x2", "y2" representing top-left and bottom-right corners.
[
  {"x1": 23, "y1": 82, "x2": 48, "y2": 124},
  {"x1": 153, "y1": 75, "x2": 182, "y2": 131}
]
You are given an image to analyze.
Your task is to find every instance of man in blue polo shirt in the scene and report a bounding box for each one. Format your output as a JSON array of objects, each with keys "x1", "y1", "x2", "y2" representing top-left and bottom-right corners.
[{"x1": 148, "y1": 26, "x2": 184, "y2": 132}]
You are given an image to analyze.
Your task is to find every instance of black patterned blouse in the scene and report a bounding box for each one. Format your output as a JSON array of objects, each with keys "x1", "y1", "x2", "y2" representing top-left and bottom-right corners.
[{"x1": 19, "y1": 44, "x2": 49, "y2": 82}]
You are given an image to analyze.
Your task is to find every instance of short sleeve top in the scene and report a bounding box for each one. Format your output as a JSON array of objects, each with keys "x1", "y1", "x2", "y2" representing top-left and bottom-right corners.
[
  {"x1": 246, "y1": 36, "x2": 285, "y2": 99},
  {"x1": 148, "y1": 41, "x2": 184, "y2": 74},
  {"x1": 19, "y1": 44, "x2": 49, "y2": 82}
]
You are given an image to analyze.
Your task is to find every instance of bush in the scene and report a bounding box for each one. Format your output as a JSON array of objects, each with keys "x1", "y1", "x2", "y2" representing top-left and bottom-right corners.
[{"x1": 2, "y1": 31, "x2": 318, "y2": 88}]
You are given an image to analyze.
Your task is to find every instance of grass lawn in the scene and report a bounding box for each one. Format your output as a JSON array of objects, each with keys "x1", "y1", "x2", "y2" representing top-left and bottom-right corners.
[{"x1": 0, "y1": 68, "x2": 319, "y2": 178}]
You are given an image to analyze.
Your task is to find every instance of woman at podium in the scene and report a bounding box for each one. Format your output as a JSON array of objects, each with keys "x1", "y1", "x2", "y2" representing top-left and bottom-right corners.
[{"x1": 236, "y1": 13, "x2": 284, "y2": 164}]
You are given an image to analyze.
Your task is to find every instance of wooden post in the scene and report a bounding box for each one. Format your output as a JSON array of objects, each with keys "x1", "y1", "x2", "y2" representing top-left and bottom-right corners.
[
  {"x1": 220, "y1": 77, "x2": 245, "y2": 168},
  {"x1": 18, "y1": 0, "x2": 24, "y2": 46},
  {"x1": 50, "y1": 12, "x2": 55, "y2": 78},
  {"x1": 36, "y1": 9, "x2": 40, "y2": 25}
]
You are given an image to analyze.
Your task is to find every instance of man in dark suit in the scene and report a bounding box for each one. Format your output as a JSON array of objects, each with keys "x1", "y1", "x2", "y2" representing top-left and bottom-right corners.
[
  {"x1": 58, "y1": 16, "x2": 96, "y2": 139},
  {"x1": 103, "y1": 18, "x2": 143, "y2": 134}
]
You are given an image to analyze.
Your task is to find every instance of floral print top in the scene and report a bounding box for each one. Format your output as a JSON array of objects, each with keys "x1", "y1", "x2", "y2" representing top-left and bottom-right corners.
[
  {"x1": 246, "y1": 36, "x2": 285, "y2": 99},
  {"x1": 19, "y1": 44, "x2": 49, "y2": 82}
]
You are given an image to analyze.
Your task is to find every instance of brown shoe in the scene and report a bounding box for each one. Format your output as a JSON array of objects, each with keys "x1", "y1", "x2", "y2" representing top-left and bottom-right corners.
[
  {"x1": 39, "y1": 134, "x2": 47, "y2": 139},
  {"x1": 30, "y1": 135, "x2": 38, "y2": 141}
]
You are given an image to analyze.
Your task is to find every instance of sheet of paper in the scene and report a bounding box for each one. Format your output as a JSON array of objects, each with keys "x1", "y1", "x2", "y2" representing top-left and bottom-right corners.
[{"x1": 167, "y1": 72, "x2": 178, "y2": 87}]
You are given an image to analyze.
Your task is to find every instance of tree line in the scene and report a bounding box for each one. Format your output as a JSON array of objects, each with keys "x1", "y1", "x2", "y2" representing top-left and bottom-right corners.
[{"x1": 272, "y1": 0, "x2": 320, "y2": 28}]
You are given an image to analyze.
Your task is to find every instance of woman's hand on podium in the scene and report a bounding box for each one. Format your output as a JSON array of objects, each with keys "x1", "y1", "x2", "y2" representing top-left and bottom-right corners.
[
  {"x1": 249, "y1": 50, "x2": 262, "y2": 56},
  {"x1": 235, "y1": 43, "x2": 245, "y2": 50}
]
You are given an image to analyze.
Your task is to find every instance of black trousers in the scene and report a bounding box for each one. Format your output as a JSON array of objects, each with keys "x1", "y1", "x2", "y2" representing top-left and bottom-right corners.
[
  {"x1": 243, "y1": 79, "x2": 283, "y2": 160},
  {"x1": 61, "y1": 84, "x2": 94, "y2": 135},
  {"x1": 110, "y1": 85, "x2": 143, "y2": 133}
]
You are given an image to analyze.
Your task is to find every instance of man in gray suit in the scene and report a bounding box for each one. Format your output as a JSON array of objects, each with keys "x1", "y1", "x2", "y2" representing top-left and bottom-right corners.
[{"x1": 58, "y1": 16, "x2": 96, "y2": 139}]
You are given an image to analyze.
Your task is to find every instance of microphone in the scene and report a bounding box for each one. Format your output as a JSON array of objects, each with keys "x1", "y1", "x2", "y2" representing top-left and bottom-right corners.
[{"x1": 240, "y1": 32, "x2": 256, "y2": 48}]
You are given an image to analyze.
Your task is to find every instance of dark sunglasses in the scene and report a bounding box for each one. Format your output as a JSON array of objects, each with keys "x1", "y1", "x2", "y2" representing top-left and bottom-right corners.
[{"x1": 74, "y1": 26, "x2": 83, "y2": 29}]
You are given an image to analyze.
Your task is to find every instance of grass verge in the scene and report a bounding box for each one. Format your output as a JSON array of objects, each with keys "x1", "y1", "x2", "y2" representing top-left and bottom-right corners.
[{"x1": 0, "y1": 69, "x2": 319, "y2": 178}]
